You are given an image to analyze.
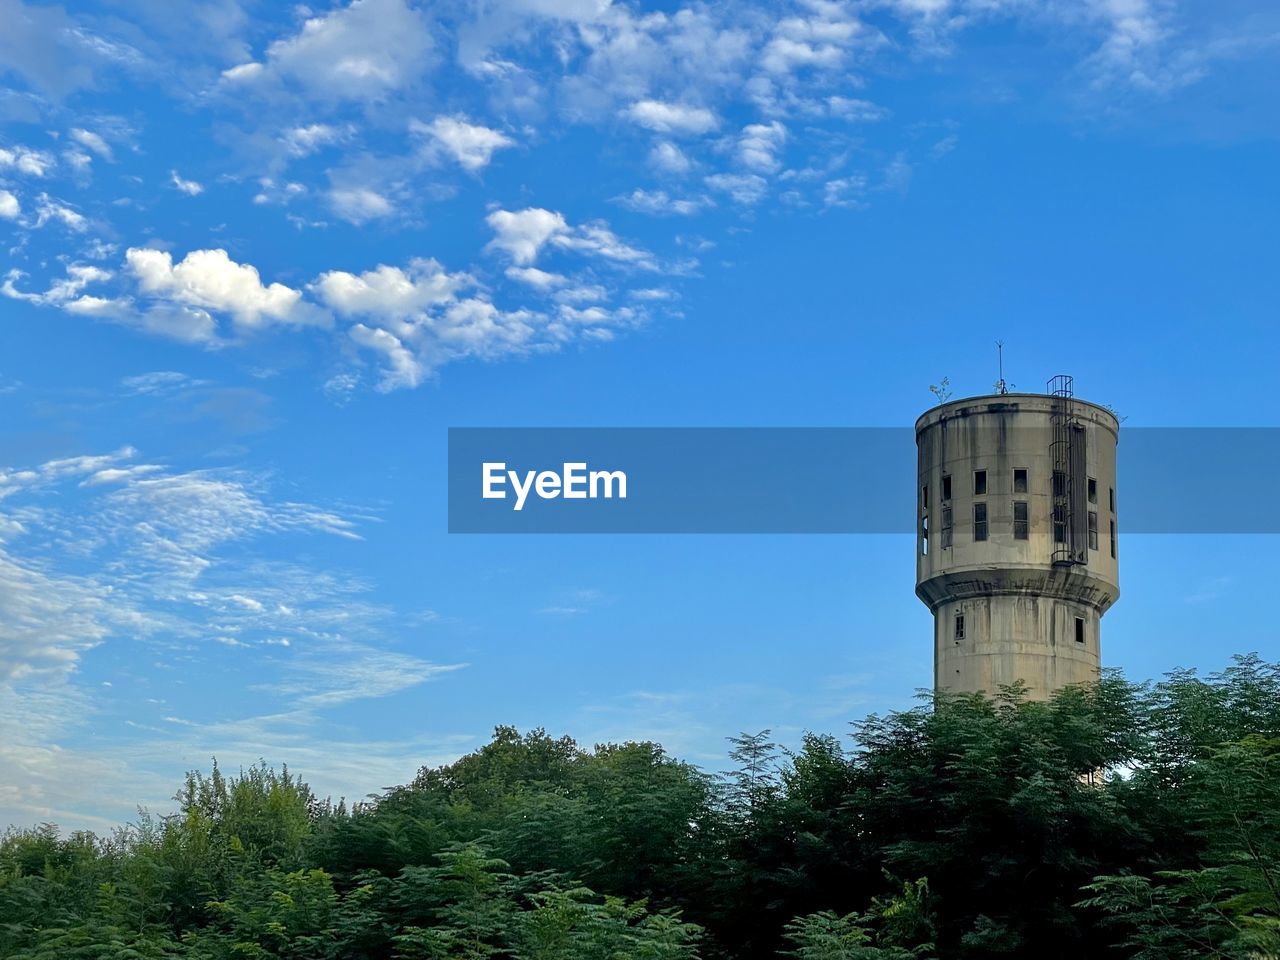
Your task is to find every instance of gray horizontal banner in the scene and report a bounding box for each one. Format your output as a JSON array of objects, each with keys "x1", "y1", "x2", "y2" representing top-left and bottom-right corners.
[{"x1": 447, "y1": 427, "x2": 1279, "y2": 534}]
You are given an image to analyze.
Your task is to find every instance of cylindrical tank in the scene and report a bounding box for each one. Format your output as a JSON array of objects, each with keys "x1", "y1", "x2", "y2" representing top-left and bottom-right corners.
[{"x1": 915, "y1": 390, "x2": 1120, "y2": 699}]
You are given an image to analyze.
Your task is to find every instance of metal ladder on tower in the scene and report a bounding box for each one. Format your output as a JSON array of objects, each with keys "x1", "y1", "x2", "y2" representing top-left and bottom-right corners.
[{"x1": 1048, "y1": 375, "x2": 1077, "y2": 566}]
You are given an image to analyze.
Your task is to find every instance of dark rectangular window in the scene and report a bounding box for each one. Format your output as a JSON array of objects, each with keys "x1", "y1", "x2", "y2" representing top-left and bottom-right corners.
[
  {"x1": 1013, "y1": 500, "x2": 1029, "y2": 540},
  {"x1": 1109, "y1": 487, "x2": 1116, "y2": 512},
  {"x1": 973, "y1": 470, "x2": 987, "y2": 496},
  {"x1": 922, "y1": 484, "x2": 928, "y2": 509},
  {"x1": 1052, "y1": 470, "x2": 1066, "y2": 498},
  {"x1": 973, "y1": 502, "x2": 988, "y2": 541},
  {"x1": 1013, "y1": 468, "x2": 1028, "y2": 493},
  {"x1": 941, "y1": 507, "x2": 953, "y2": 548},
  {"x1": 1088, "y1": 478, "x2": 1098, "y2": 504},
  {"x1": 1088, "y1": 510, "x2": 1098, "y2": 549},
  {"x1": 954, "y1": 614, "x2": 965, "y2": 640},
  {"x1": 942, "y1": 475, "x2": 952, "y2": 501},
  {"x1": 1053, "y1": 503, "x2": 1067, "y2": 544},
  {"x1": 1075, "y1": 617, "x2": 1085, "y2": 644},
  {"x1": 920, "y1": 513, "x2": 929, "y2": 555},
  {"x1": 1110, "y1": 519, "x2": 1117, "y2": 558}
]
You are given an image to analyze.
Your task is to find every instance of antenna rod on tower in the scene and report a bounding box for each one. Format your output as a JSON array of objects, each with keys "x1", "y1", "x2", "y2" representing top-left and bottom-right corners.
[{"x1": 996, "y1": 341, "x2": 1008, "y2": 395}]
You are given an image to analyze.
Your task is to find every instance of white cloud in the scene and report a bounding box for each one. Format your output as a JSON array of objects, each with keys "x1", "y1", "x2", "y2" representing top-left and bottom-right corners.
[
  {"x1": 0, "y1": 548, "x2": 140, "y2": 684},
  {"x1": 623, "y1": 99, "x2": 719, "y2": 135},
  {"x1": 230, "y1": 0, "x2": 434, "y2": 101},
  {"x1": 317, "y1": 240, "x2": 654, "y2": 389},
  {"x1": 0, "y1": 443, "x2": 428, "y2": 827},
  {"x1": 737, "y1": 121, "x2": 787, "y2": 173},
  {"x1": 7, "y1": 449, "x2": 347, "y2": 688},
  {"x1": 828, "y1": 96, "x2": 888, "y2": 121},
  {"x1": 323, "y1": 371, "x2": 359, "y2": 400},
  {"x1": 170, "y1": 170, "x2": 204, "y2": 195},
  {"x1": 64, "y1": 297, "x2": 221, "y2": 346},
  {"x1": 100, "y1": 472, "x2": 362, "y2": 582},
  {"x1": 70, "y1": 128, "x2": 113, "y2": 161},
  {"x1": 273, "y1": 651, "x2": 464, "y2": 707},
  {"x1": 555, "y1": 284, "x2": 607, "y2": 305},
  {"x1": 705, "y1": 172, "x2": 769, "y2": 205},
  {"x1": 2, "y1": 264, "x2": 111, "y2": 305},
  {"x1": 64, "y1": 149, "x2": 92, "y2": 174},
  {"x1": 615, "y1": 188, "x2": 711, "y2": 216},
  {"x1": 486, "y1": 207, "x2": 657, "y2": 269},
  {"x1": 310, "y1": 253, "x2": 551, "y2": 389},
  {"x1": 328, "y1": 187, "x2": 394, "y2": 223},
  {"x1": 823, "y1": 174, "x2": 869, "y2": 208},
  {"x1": 221, "y1": 61, "x2": 264, "y2": 82},
  {"x1": 649, "y1": 140, "x2": 692, "y2": 174},
  {"x1": 487, "y1": 5, "x2": 754, "y2": 123},
  {"x1": 629, "y1": 287, "x2": 676, "y2": 301},
  {"x1": 0, "y1": 190, "x2": 18, "y2": 220},
  {"x1": 761, "y1": 9, "x2": 865, "y2": 75},
  {"x1": 33, "y1": 194, "x2": 88, "y2": 231},
  {"x1": 485, "y1": 207, "x2": 569, "y2": 265},
  {"x1": 555, "y1": 222, "x2": 657, "y2": 268},
  {"x1": 1082, "y1": 0, "x2": 1193, "y2": 92},
  {"x1": 349, "y1": 323, "x2": 424, "y2": 390},
  {"x1": 47, "y1": 264, "x2": 112, "y2": 301},
  {"x1": 125, "y1": 248, "x2": 328, "y2": 332},
  {"x1": 253, "y1": 178, "x2": 308, "y2": 206},
  {"x1": 412, "y1": 116, "x2": 515, "y2": 171},
  {"x1": 120, "y1": 371, "x2": 207, "y2": 396},
  {"x1": 505, "y1": 266, "x2": 566, "y2": 289},
  {"x1": 0, "y1": 144, "x2": 54, "y2": 177},
  {"x1": 82, "y1": 464, "x2": 164, "y2": 486},
  {"x1": 882, "y1": 153, "x2": 912, "y2": 191},
  {"x1": 280, "y1": 123, "x2": 348, "y2": 157},
  {"x1": 432, "y1": 297, "x2": 539, "y2": 355},
  {"x1": 82, "y1": 239, "x2": 118, "y2": 260},
  {"x1": 930, "y1": 133, "x2": 959, "y2": 158},
  {"x1": 227, "y1": 593, "x2": 264, "y2": 612},
  {"x1": 313, "y1": 258, "x2": 467, "y2": 317}
]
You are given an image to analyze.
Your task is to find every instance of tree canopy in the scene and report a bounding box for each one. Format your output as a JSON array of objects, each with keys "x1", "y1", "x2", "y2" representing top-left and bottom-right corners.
[{"x1": 2, "y1": 655, "x2": 1278, "y2": 959}]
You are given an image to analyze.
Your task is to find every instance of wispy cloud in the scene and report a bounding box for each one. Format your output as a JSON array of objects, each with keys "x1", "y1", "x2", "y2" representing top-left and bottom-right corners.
[
  {"x1": 218, "y1": 0, "x2": 434, "y2": 103},
  {"x1": 0, "y1": 444, "x2": 466, "y2": 828},
  {"x1": 170, "y1": 170, "x2": 204, "y2": 195},
  {"x1": 412, "y1": 115, "x2": 515, "y2": 171}
]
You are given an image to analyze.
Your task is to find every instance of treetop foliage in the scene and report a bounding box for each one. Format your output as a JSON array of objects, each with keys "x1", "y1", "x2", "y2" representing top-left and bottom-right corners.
[{"x1": 2, "y1": 655, "x2": 1278, "y2": 959}]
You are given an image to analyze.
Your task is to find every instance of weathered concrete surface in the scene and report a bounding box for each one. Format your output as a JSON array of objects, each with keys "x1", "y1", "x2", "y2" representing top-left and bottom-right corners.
[{"x1": 916, "y1": 393, "x2": 1120, "y2": 699}]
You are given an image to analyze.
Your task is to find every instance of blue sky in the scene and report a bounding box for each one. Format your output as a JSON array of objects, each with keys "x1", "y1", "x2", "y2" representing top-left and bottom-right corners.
[{"x1": 1, "y1": 0, "x2": 1279, "y2": 830}]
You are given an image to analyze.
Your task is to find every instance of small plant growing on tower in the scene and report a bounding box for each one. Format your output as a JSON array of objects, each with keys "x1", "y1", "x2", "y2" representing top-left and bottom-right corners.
[{"x1": 929, "y1": 377, "x2": 953, "y2": 403}]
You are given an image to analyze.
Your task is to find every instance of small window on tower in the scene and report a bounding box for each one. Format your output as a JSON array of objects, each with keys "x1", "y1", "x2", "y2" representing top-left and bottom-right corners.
[
  {"x1": 920, "y1": 513, "x2": 929, "y2": 555},
  {"x1": 954, "y1": 614, "x2": 965, "y2": 640},
  {"x1": 1110, "y1": 487, "x2": 1116, "y2": 513},
  {"x1": 1110, "y1": 519, "x2": 1117, "y2": 558},
  {"x1": 922, "y1": 484, "x2": 928, "y2": 509},
  {"x1": 1053, "y1": 504, "x2": 1067, "y2": 544},
  {"x1": 941, "y1": 507, "x2": 953, "y2": 548},
  {"x1": 974, "y1": 470, "x2": 987, "y2": 496},
  {"x1": 1014, "y1": 501, "x2": 1029, "y2": 540},
  {"x1": 1013, "y1": 468, "x2": 1028, "y2": 493},
  {"x1": 942, "y1": 475, "x2": 952, "y2": 501},
  {"x1": 1052, "y1": 470, "x2": 1067, "y2": 498},
  {"x1": 973, "y1": 502, "x2": 988, "y2": 541},
  {"x1": 1088, "y1": 478, "x2": 1098, "y2": 504},
  {"x1": 1075, "y1": 617, "x2": 1085, "y2": 644},
  {"x1": 1088, "y1": 511, "x2": 1098, "y2": 550}
]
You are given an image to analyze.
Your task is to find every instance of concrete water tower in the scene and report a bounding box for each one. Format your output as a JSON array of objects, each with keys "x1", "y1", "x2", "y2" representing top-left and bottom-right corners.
[{"x1": 915, "y1": 376, "x2": 1120, "y2": 698}]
